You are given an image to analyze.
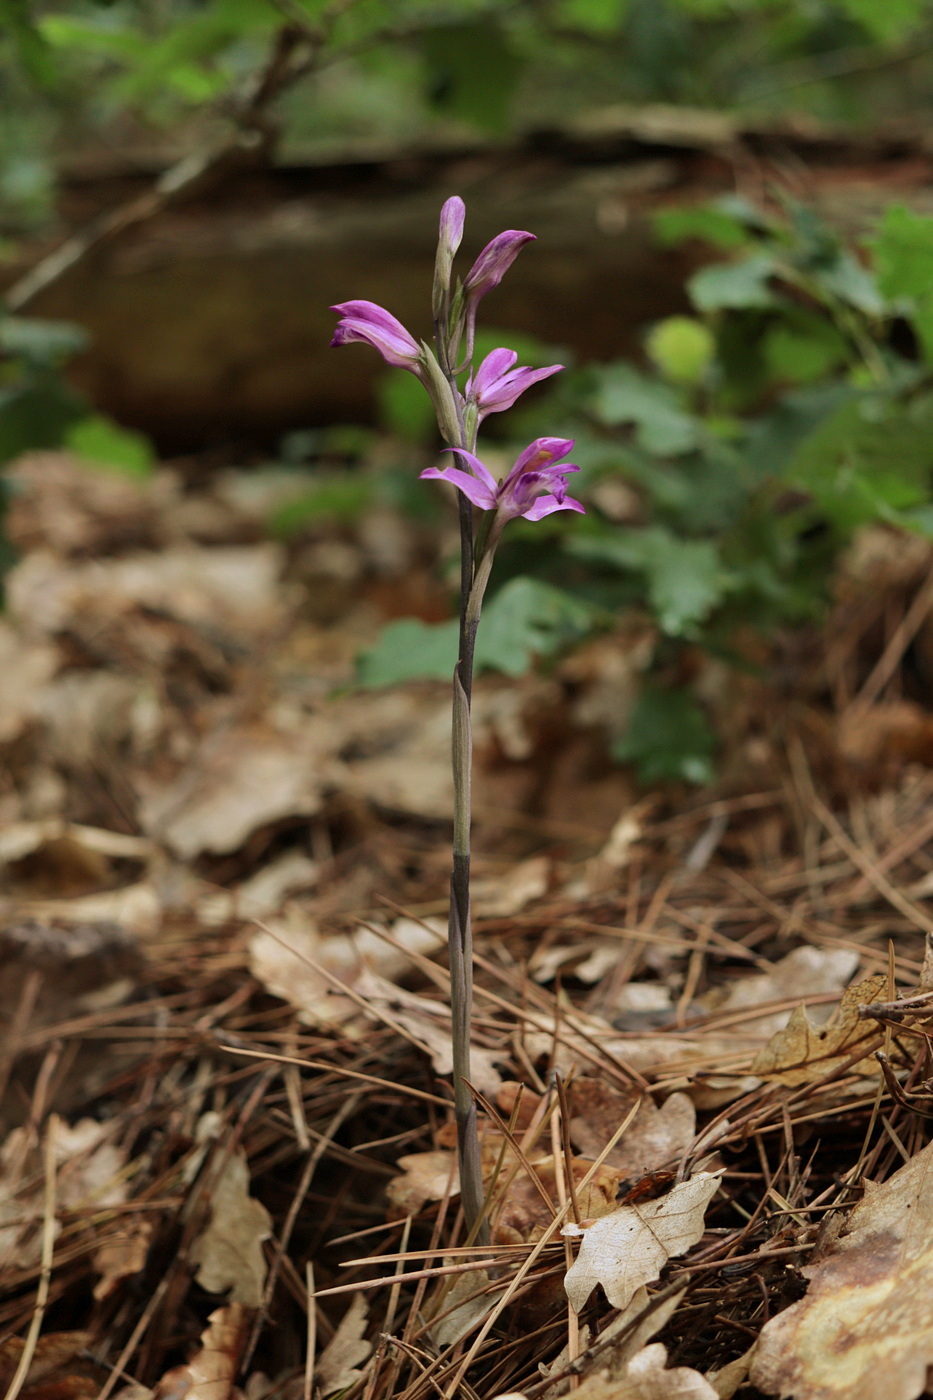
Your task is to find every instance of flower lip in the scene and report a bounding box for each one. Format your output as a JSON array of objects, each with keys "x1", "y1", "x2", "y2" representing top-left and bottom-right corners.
[{"x1": 421, "y1": 437, "x2": 584, "y2": 524}]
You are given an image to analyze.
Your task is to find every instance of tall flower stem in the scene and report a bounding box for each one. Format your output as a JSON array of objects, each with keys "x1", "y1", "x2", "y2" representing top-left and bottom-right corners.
[{"x1": 445, "y1": 368, "x2": 491, "y2": 1241}]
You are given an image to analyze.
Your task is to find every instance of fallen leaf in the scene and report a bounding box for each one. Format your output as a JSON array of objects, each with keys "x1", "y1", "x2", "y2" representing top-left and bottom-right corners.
[
  {"x1": 495, "y1": 1155, "x2": 622, "y2": 1245},
  {"x1": 191, "y1": 1145, "x2": 271, "y2": 1308},
  {"x1": 751, "y1": 973, "x2": 887, "y2": 1086},
  {"x1": 562, "y1": 1173, "x2": 720, "y2": 1312},
  {"x1": 751, "y1": 1138, "x2": 933, "y2": 1400},
  {"x1": 93, "y1": 1218, "x2": 153, "y2": 1300},
  {"x1": 428, "y1": 1268, "x2": 494, "y2": 1349},
  {"x1": 565, "y1": 1344, "x2": 718, "y2": 1399},
  {"x1": 315, "y1": 1293, "x2": 371, "y2": 1398},
  {"x1": 356, "y1": 973, "x2": 505, "y2": 1096},
  {"x1": 471, "y1": 856, "x2": 550, "y2": 916},
  {"x1": 139, "y1": 719, "x2": 334, "y2": 859},
  {"x1": 153, "y1": 1304, "x2": 247, "y2": 1400},
  {"x1": 569, "y1": 1079, "x2": 696, "y2": 1179},
  {"x1": 708, "y1": 947, "x2": 861, "y2": 1041},
  {"x1": 0, "y1": 1332, "x2": 91, "y2": 1393},
  {"x1": 385, "y1": 1150, "x2": 458, "y2": 1217},
  {"x1": 0, "y1": 620, "x2": 58, "y2": 744}
]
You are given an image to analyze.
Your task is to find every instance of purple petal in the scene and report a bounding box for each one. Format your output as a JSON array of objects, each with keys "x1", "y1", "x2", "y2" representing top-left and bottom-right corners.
[
  {"x1": 469, "y1": 348, "x2": 518, "y2": 398},
  {"x1": 475, "y1": 363, "x2": 563, "y2": 416},
  {"x1": 463, "y1": 230, "x2": 536, "y2": 301},
  {"x1": 420, "y1": 465, "x2": 498, "y2": 510},
  {"x1": 330, "y1": 301, "x2": 421, "y2": 368},
  {"x1": 522, "y1": 494, "x2": 586, "y2": 521},
  {"x1": 440, "y1": 447, "x2": 500, "y2": 496}
]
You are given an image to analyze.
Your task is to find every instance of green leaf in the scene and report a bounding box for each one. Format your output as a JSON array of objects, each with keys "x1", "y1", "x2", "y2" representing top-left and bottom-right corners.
[
  {"x1": 475, "y1": 576, "x2": 599, "y2": 676},
  {"x1": 357, "y1": 617, "x2": 460, "y2": 686},
  {"x1": 870, "y1": 205, "x2": 933, "y2": 300},
  {"x1": 811, "y1": 251, "x2": 885, "y2": 316},
  {"x1": 65, "y1": 414, "x2": 155, "y2": 477},
  {"x1": 0, "y1": 316, "x2": 89, "y2": 364},
  {"x1": 689, "y1": 253, "x2": 776, "y2": 312},
  {"x1": 764, "y1": 315, "x2": 847, "y2": 384},
  {"x1": 555, "y1": 0, "x2": 630, "y2": 33},
  {"x1": 588, "y1": 365, "x2": 699, "y2": 455},
  {"x1": 614, "y1": 685, "x2": 716, "y2": 785},
  {"x1": 0, "y1": 371, "x2": 86, "y2": 465},
  {"x1": 357, "y1": 577, "x2": 602, "y2": 687},
  {"x1": 377, "y1": 370, "x2": 438, "y2": 443},
  {"x1": 571, "y1": 526, "x2": 731, "y2": 635},
  {"x1": 653, "y1": 204, "x2": 752, "y2": 251},
  {"x1": 835, "y1": 0, "x2": 924, "y2": 42},
  {"x1": 785, "y1": 393, "x2": 933, "y2": 531},
  {"x1": 645, "y1": 316, "x2": 715, "y2": 385},
  {"x1": 420, "y1": 21, "x2": 522, "y2": 132},
  {"x1": 267, "y1": 474, "x2": 373, "y2": 534}
]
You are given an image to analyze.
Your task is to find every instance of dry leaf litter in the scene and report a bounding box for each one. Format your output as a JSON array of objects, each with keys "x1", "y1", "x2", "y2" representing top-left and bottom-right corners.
[{"x1": 0, "y1": 451, "x2": 932, "y2": 1400}]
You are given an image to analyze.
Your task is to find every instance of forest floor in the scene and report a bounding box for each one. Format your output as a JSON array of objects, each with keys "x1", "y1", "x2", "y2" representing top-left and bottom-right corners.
[{"x1": 1, "y1": 447, "x2": 932, "y2": 1400}]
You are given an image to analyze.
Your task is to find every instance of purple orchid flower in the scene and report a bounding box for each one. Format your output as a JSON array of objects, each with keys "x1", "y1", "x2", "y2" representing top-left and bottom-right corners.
[
  {"x1": 463, "y1": 230, "x2": 536, "y2": 303},
  {"x1": 421, "y1": 437, "x2": 585, "y2": 523},
  {"x1": 465, "y1": 348, "x2": 563, "y2": 421},
  {"x1": 330, "y1": 300, "x2": 421, "y2": 371}
]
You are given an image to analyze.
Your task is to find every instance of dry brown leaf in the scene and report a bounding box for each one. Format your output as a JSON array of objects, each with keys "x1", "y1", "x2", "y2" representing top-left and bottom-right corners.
[
  {"x1": 494, "y1": 1155, "x2": 622, "y2": 1246},
  {"x1": 355, "y1": 972, "x2": 504, "y2": 1095},
  {"x1": 7, "y1": 543, "x2": 285, "y2": 640},
  {"x1": 385, "y1": 1150, "x2": 459, "y2": 1217},
  {"x1": 428, "y1": 1268, "x2": 494, "y2": 1350},
  {"x1": 93, "y1": 1217, "x2": 153, "y2": 1300},
  {"x1": 565, "y1": 1344, "x2": 718, "y2": 1400},
  {"x1": 707, "y1": 947, "x2": 860, "y2": 1041},
  {"x1": 191, "y1": 1146, "x2": 271, "y2": 1308},
  {"x1": 471, "y1": 856, "x2": 550, "y2": 916},
  {"x1": 314, "y1": 1293, "x2": 371, "y2": 1398},
  {"x1": 569, "y1": 1079, "x2": 696, "y2": 1179},
  {"x1": 0, "y1": 1332, "x2": 91, "y2": 1394},
  {"x1": 153, "y1": 1304, "x2": 248, "y2": 1400},
  {"x1": 248, "y1": 916, "x2": 444, "y2": 1030},
  {"x1": 562, "y1": 1173, "x2": 720, "y2": 1312},
  {"x1": 139, "y1": 719, "x2": 334, "y2": 859},
  {"x1": 751, "y1": 1139, "x2": 933, "y2": 1400},
  {"x1": 751, "y1": 973, "x2": 887, "y2": 1086}
]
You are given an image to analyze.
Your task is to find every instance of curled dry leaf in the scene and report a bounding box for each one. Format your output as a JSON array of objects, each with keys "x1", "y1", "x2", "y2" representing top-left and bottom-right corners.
[
  {"x1": 385, "y1": 1149, "x2": 459, "y2": 1217},
  {"x1": 428, "y1": 1268, "x2": 494, "y2": 1350},
  {"x1": 153, "y1": 1304, "x2": 247, "y2": 1400},
  {"x1": 751, "y1": 973, "x2": 887, "y2": 1086},
  {"x1": 93, "y1": 1218, "x2": 153, "y2": 1301},
  {"x1": 562, "y1": 1173, "x2": 720, "y2": 1312},
  {"x1": 494, "y1": 1155, "x2": 622, "y2": 1245},
  {"x1": 190, "y1": 1145, "x2": 271, "y2": 1308},
  {"x1": 563, "y1": 1344, "x2": 718, "y2": 1400},
  {"x1": 751, "y1": 1138, "x2": 933, "y2": 1400},
  {"x1": 568, "y1": 1078, "x2": 696, "y2": 1179},
  {"x1": 315, "y1": 1293, "x2": 371, "y2": 1398}
]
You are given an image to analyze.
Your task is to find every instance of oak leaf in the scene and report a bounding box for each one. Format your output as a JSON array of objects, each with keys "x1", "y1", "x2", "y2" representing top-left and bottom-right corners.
[
  {"x1": 750, "y1": 973, "x2": 886, "y2": 1086},
  {"x1": 315, "y1": 1294, "x2": 371, "y2": 1398},
  {"x1": 562, "y1": 1173, "x2": 719, "y2": 1312}
]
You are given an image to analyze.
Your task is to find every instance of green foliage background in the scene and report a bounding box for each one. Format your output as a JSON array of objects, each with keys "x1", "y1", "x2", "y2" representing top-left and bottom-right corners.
[{"x1": 5, "y1": 0, "x2": 933, "y2": 782}]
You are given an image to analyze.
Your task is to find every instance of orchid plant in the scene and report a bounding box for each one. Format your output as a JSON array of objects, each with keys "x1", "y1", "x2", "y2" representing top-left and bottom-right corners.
[{"x1": 331, "y1": 198, "x2": 583, "y2": 1239}]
